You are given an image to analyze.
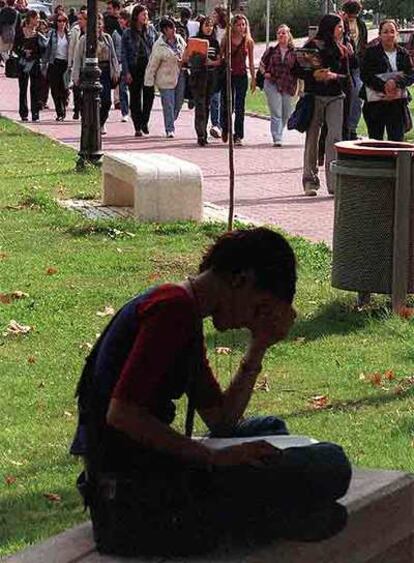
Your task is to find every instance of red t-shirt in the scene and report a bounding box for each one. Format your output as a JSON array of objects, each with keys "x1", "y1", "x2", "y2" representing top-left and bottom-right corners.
[{"x1": 111, "y1": 284, "x2": 223, "y2": 417}]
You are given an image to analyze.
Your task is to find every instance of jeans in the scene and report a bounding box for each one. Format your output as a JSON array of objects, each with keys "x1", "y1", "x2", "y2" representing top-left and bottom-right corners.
[
  {"x1": 303, "y1": 95, "x2": 344, "y2": 194},
  {"x1": 159, "y1": 71, "x2": 186, "y2": 134},
  {"x1": 210, "y1": 90, "x2": 220, "y2": 128},
  {"x1": 48, "y1": 58, "x2": 68, "y2": 118},
  {"x1": 263, "y1": 78, "x2": 293, "y2": 143},
  {"x1": 119, "y1": 73, "x2": 129, "y2": 116},
  {"x1": 91, "y1": 415, "x2": 351, "y2": 557},
  {"x1": 99, "y1": 65, "x2": 112, "y2": 127},
  {"x1": 220, "y1": 73, "x2": 248, "y2": 139},
  {"x1": 18, "y1": 62, "x2": 41, "y2": 119},
  {"x1": 129, "y1": 65, "x2": 154, "y2": 132},
  {"x1": 347, "y1": 67, "x2": 363, "y2": 133},
  {"x1": 362, "y1": 100, "x2": 405, "y2": 141}
]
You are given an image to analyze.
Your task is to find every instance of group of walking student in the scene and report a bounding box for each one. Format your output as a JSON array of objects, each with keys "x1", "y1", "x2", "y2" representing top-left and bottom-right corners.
[{"x1": 1, "y1": 0, "x2": 414, "y2": 194}]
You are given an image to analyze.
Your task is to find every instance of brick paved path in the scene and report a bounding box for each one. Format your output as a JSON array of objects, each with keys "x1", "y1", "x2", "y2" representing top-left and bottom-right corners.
[{"x1": 0, "y1": 67, "x2": 335, "y2": 246}]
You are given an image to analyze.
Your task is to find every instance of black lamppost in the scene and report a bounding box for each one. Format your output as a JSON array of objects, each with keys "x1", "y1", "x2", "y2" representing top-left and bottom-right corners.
[{"x1": 77, "y1": 0, "x2": 102, "y2": 168}]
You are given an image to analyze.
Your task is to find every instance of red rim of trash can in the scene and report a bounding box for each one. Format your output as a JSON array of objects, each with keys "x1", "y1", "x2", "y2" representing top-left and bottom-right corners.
[{"x1": 335, "y1": 140, "x2": 414, "y2": 158}]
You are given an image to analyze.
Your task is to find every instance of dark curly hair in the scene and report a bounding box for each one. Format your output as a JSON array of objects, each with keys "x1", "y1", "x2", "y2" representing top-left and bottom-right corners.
[{"x1": 199, "y1": 227, "x2": 296, "y2": 303}]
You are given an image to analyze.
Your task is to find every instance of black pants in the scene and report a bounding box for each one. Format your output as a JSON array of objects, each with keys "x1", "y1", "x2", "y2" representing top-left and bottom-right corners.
[
  {"x1": 190, "y1": 70, "x2": 216, "y2": 142},
  {"x1": 99, "y1": 64, "x2": 112, "y2": 127},
  {"x1": 48, "y1": 58, "x2": 68, "y2": 118},
  {"x1": 18, "y1": 62, "x2": 41, "y2": 119},
  {"x1": 88, "y1": 416, "x2": 351, "y2": 557},
  {"x1": 129, "y1": 65, "x2": 154, "y2": 132},
  {"x1": 73, "y1": 83, "x2": 82, "y2": 114},
  {"x1": 363, "y1": 100, "x2": 405, "y2": 141}
]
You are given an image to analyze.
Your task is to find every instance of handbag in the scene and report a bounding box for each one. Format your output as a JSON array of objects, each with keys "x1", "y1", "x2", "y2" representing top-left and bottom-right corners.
[
  {"x1": 255, "y1": 67, "x2": 265, "y2": 90},
  {"x1": 287, "y1": 94, "x2": 315, "y2": 133},
  {"x1": 5, "y1": 53, "x2": 19, "y2": 79}
]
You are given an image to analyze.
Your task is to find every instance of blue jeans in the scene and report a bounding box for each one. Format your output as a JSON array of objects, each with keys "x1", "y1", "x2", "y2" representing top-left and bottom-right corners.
[
  {"x1": 159, "y1": 71, "x2": 186, "y2": 134},
  {"x1": 220, "y1": 73, "x2": 248, "y2": 139},
  {"x1": 119, "y1": 73, "x2": 129, "y2": 117},
  {"x1": 348, "y1": 68, "x2": 363, "y2": 132},
  {"x1": 210, "y1": 90, "x2": 220, "y2": 128},
  {"x1": 263, "y1": 78, "x2": 293, "y2": 143}
]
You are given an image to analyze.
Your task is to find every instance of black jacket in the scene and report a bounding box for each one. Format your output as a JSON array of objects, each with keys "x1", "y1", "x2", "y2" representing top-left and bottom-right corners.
[
  {"x1": 294, "y1": 38, "x2": 353, "y2": 97},
  {"x1": 360, "y1": 43, "x2": 414, "y2": 100}
]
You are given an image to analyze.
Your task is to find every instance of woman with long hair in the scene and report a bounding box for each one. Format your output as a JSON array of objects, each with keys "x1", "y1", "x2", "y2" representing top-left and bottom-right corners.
[
  {"x1": 189, "y1": 15, "x2": 222, "y2": 146},
  {"x1": 45, "y1": 12, "x2": 69, "y2": 121},
  {"x1": 220, "y1": 13, "x2": 255, "y2": 146},
  {"x1": 13, "y1": 9, "x2": 47, "y2": 122},
  {"x1": 296, "y1": 14, "x2": 353, "y2": 196},
  {"x1": 260, "y1": 24, "x2": 297, "y2": 147},
  {"x1": 360, "y1": 19, "x2": 414, "y2": 141},
  {"x1": 121, "y1": 4, "x2": 157, "y2": 137},
  {"x1": 72, "y1": 13, "x2": 120, "y2": 134}
]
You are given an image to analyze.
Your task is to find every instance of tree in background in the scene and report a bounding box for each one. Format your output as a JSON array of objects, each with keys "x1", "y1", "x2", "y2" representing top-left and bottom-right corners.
[{"x1": 247, "y1": 0, "x2": 321, "y2": 41}]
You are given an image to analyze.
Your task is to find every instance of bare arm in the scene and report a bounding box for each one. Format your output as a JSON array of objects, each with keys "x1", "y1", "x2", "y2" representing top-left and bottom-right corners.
[{"x1": 107, "y1": 398, "x2": 280, "y2": 467}]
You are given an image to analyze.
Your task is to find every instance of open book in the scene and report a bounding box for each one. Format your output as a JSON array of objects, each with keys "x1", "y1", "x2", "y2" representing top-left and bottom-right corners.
[{"x1": 195, "y1": 435, "x2": 318, "y2": 450}]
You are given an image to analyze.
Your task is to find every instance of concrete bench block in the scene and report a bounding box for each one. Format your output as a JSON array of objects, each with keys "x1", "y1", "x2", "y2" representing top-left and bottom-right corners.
[
  {"x1": 102, "y1": 152, "x2": 203, "y2": 223},
  {"x1": 7, "y1": 469, "x2": 414, "y2": 563}
]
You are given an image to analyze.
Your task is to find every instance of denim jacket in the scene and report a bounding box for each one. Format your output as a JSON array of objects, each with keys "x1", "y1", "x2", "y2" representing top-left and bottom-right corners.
[
  {"x1": 45, "y1": 28, "x2": 69, "y2": 64},
  {"x1": 121, "y1": 24, "x2": 158, "y2": 75}
]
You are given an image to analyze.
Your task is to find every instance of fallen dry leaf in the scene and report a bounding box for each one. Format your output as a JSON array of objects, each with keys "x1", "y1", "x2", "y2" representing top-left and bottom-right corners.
[
  {"x1": 11, "y1": 291, "x2": 29, "y2": 299},
  {"x1": 254, "y1": 375, "x2": 270, "y2": 392},
  {"x1": 27, "y1": 355, "x2": 36, "y2": 364},
  {"x1": 96, "y1": 306, "x2": 115, "y2": 318},
  {"x1": 3, "y1": 320, "x2": 32, "y2": 337},
  {"x1": 0, "y1": 291, "x2": 29, "y2": 304},
  {"x1": 5, "y1": 476, "x2": 16, "y2": 485},
  {"x1": 215, "y1": 347, "x2": 232, "y2": 355},
  {"x1": 43, "y1": 492, "x2": 61, "y2": 503},
  {"x1": 46, "y1": 267, "x2": 58, "y2": 275},
  {"x1": 366, "y1": 372, "x2": 382, "y2": 387},
  {"x1": 384, "y1": 369, "x2": 395, "y2": 381},
  {"x1": 0, "y1": 252, "x2": 8, "y2": 260},
  {"x1": 63, "y1": 411, "x2": 73, "y2": 418},
  {"x1": 80, "y1": 342, "x2": 93, "y2": 352},
  {"x1": 294, "y1": 337, "x2": 306, "y2": 344},
  {"x1": 309, "y1": 395, "x2": 330, "y2": 410},
  {"x1": 38, "y1": 381, "x2": 46, "y2": 389},
  {"x1": 397, "y1": 306, "x2": 414, "y2": 319}
]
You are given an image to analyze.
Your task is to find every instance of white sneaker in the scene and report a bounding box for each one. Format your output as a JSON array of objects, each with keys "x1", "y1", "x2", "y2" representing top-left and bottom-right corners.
[
  {"x1": 209, "y1": 125, "x2": 221, "y2": 139},
  {"x1": 166, "y1": 132, "x2": 175, "y2": 138},
  {"x1": 273, "y1": 141, "x2": 283, "y2": 147},
  {"x1": 101, "y1": 124, "x2": 107, "y2": 135},
  {"x1": 121, "y1": 115, "x2": 129, "y2": 122}
]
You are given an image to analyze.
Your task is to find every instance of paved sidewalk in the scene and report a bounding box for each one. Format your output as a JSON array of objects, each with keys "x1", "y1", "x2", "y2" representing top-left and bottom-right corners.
[{"x1": 0, "y1": 68, "x2": 335, "y2": 246}]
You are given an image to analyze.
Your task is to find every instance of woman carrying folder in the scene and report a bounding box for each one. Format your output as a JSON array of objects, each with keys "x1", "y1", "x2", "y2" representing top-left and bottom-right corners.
[{"x1": 360, "y1": 19, "x2": 414, "y2": 141}]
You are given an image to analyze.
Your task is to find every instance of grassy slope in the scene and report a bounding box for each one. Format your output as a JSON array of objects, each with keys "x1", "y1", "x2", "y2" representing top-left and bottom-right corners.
[
  {"x1": 245, "y1": 87, "x2": 414, "y2": 141},
  {"x1": 0, "y1": 117, "x2": 413, "y2": 556}
]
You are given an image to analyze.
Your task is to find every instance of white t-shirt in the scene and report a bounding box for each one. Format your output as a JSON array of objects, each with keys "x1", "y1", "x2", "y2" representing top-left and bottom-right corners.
[
  {"x1": 280, "y1": 46, "x2": 288, "y2": 62},
  {"x1": 56, "y1": 33, "x2": 69, "y2": 60},
  {"x1": 385, "y1": 50, "x2": 397, "y2": 71}
]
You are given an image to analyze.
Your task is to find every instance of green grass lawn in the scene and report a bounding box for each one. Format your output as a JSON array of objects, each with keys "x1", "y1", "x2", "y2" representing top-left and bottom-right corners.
[
  {"x1": 246, "y1": 87, "x2": 414, "y2": 142},
  {"x1": 1, "y1": 117, "x2": 414, "y2": 557}
]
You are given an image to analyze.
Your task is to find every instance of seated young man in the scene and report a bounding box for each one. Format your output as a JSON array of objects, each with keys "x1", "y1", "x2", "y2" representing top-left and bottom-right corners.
[{"x1": 71, "y1": 227, "x2": 352, "y2": 556}]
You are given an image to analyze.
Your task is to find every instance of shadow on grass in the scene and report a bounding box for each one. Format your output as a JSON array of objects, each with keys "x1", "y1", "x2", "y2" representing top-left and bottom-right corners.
[
  {"x1": 288, "y1": 386, "x2": 414, "y2": 419},
  {"x1": 293, "y1": 300, "x2": 379, "y2": 342}
]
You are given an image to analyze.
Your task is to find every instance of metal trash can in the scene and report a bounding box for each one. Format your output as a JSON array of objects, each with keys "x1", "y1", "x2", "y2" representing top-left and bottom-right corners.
[{"x1": 330, "y1": 140, "x2": 414, "y2": 304}]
